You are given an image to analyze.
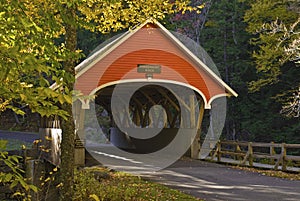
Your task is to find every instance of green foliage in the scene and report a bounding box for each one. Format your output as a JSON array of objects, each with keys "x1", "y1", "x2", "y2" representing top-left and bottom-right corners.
[
  {"x1": 244, "y1": 0, "x2": 300, "y2": 122},
  {"x1": 238, "y1": 0, "x2": 300, "y2": 141},
  {"x1": 1, "y1": 2, "x2": 199, "y2": 199},
  {"x1": 0, "y1": 0, "x2": 75, "y2": 118},
  {"x1": 73, "y1": 167, "x2": 201, "y2": 201},
  {"x1": 77, "y1": 0, "x2": 199, "y2": 34},
  {"x1": 244, "y1": 0, "x2": 299, "y2": 92},
  {"x1": 170, "y1": 0, "x2": 299, "y2": 142},
  {"x1": 0, "y1": 144, "x2": 38, "y2": 200},
  {"x1": 196, "y1": 0, "x2": 254, "y2": 139}
]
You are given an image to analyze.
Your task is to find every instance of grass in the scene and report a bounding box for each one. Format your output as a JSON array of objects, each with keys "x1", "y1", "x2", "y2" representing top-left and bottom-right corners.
[{"x1": 73, "y1": 167, "x2": 202, "y2": 201}]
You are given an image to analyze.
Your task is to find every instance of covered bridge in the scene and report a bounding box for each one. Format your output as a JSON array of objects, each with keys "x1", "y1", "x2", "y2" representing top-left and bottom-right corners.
[{"x1": 72, "y1": 19, "x2": 237, "y2": 166}]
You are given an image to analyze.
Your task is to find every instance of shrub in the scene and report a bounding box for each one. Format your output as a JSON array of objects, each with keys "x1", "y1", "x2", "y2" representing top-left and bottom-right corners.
[{"x1": 0, "y1": 140, "x2": 38, "y2": 201}]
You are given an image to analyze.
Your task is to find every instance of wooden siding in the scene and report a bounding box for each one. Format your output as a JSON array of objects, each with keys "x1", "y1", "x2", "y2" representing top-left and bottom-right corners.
[{"x1": 75, "y1": 23, "x2": 226, "y2": 102}]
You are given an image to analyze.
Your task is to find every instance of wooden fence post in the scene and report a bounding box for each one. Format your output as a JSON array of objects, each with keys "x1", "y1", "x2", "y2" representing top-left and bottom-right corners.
[
  {"x1": 270, "y1": 141, "x2": 275, "y2": 165},
  {"x1": 235, "y1": 142, "x2": 242, "y2": 160},
  {"x1": 217, "y1": 141, "x2": 221, "y2": 162},
  {"x1": 281, "y1": 143, "x2": 287, "y2": 171},
  {"x1": 248, "y1": 142, "x2": 253, "y2": 167},
  {"x1": 211, "y1": 140, "x2": 300, "y2": 171}
]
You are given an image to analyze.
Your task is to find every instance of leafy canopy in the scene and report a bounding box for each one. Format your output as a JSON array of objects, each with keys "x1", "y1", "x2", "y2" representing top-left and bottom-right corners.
[
  {"x1": 244, "y1": 0, "x2": 299, "y2": 92},
  {"x1": 0, "y1": 0, "x2": 197, "y2": 118}
]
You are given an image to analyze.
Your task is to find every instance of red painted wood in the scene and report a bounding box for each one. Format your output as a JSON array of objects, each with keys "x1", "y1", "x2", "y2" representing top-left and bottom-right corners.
[{"x1": 75, "y1": 23, "x2": 226, "y2": 102}]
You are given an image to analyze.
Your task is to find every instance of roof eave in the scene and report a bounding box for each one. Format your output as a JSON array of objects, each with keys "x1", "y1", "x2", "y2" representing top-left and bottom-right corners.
[{"x1": 152, "y1": 19, "x2": 238, "y2": 97}]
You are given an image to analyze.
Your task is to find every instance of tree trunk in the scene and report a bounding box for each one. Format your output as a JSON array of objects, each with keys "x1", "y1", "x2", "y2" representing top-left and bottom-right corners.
[{"x1": 59, "y1": 6, "x2": 77, "y2": 201}]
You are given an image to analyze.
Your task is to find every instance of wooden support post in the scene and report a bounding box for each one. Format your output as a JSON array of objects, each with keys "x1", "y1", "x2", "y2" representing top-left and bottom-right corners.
[
  {"x1": 164, "y1": 105, "x2": 173, "y2": 127},
  {"x1": 190, "y1": 95, "x2": 196, "y2": 129},
  {"x1": 270, "y1": 141, "x2": 275, "y2": 165},
  {"x1": 281, "y1": 143, "x2": 287, "y2": 171},
  {"x1": 137, "y1": 105, "x2": 142, "y2": 127},
  {"x1": 142, "y1": 107, "x2": 150, "y2": 127},
  {"x1": 191, "y1": 98, "x2": 204, "y2": 159},
  {"x1": 248, "y1": 142, "x2": 253, "y2": 167},
  {"x1": 74, "y1": 101, "x2": 86, "y2": 166},
  {"x1": 123, "y1": 107, "x2": 130, "y2": 128},
  {"x1": 235, "y1": 142, "x2": 242, "y2": 160},
  {"x1": 217, "y1": 141, "x2": 221, "y2": 162},
  {"x1": 170, "y1": 112, "x2": 178, "y2": 128}
]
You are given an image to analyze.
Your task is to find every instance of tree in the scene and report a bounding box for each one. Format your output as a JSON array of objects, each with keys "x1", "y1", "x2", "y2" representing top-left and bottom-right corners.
[
  {"x1": 260, "y1": 1, "x2": 300, "y2": 117},
  {"x1": 274, "y1": 14, "x2": 300, "y2": 117},
  {"x1": 244, "y1": 0, "x2": 300, "y2": 102},
  {"x1": 171, "y1": 0, "x2": 254, "y2": 140},
  {"x1": 0, "y1": 1, "x2": 78, "y2": 199},
  {"x1": 0, "y1": 0, "x2": 71, "y2": 117},
  {"x1": 242, "y1": 0, "x2": 300, "y2": 142},
  {"x1": 1, "y1": 0, "x2": 199, "y2": 200},
  {"x1": 168, "y1": 0, "x2": 207, "y2": 44},
  {"x1": 170, "y1": 0, "x2": 300, "y2": 143}
]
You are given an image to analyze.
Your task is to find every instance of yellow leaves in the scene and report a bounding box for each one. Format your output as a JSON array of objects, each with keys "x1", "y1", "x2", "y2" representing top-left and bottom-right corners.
[
  {"x1": 19, "y1": 94, "x2": 27, "y2": 102},
  {"x1": 197, "y1": 4, "x2": 205, "y2": 9},
  {"x1": 58, "y1": 95, "x2": 65, "y2": 105},
  {"x1": 78, "y1": 0, "x2": 198, "y2": 33},
  {"x1": 89, "y1": 194, "x2": 100, "y2": 201},
  {"x1": 56, "y1": 182, "x2": 63, "y2": 188},
  {"x1": 0, "y1": 98, "x2": 10, "y2": 112},
  {"x1": 0, "y1": 11, "x2": 5, "y2": 19},
  {"x1": 163, "y1": 1, "x2": 169, "y2": 6},
  {"x1": 33, "y1": 139, "x2": 41, "y2": 145},
  {"x1": 44, "y1": 177, "x2": 51, "y2": 182},
  {"x1": 20, "y1": 82, "x2": 33, "y2": 88}
]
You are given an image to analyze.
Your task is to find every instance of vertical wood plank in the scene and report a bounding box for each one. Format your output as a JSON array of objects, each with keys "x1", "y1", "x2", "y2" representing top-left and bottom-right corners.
[
  {"x1": 191, "y1": 99, "x2": 205, "y2": 159},
  {"x1": 248, "y1": 142, "x2": 253, "y2": 167},
  {"x1": 217, "y1": 141, "x2": 221, "y2": 162},
  {"x1": 74, "y1": 102, "x2": 86, "y2": 166},
  {"x1": 270, "y1": 141, "x2": 275, "y2": 165},
  {"x1": 281, "y1": 143, "x2": 287, "y2": 171}
]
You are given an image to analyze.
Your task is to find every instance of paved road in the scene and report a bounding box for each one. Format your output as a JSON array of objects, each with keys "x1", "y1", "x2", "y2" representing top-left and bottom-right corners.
[
  {"x1": 4, "y1": 133, "x2": 299, "y2": 200},
  {"x1": 87, "y1": 144, "x2": 300, "y2": 201},
  {"x1": 0, "y1": 130, "x2": 39, "y2": 143},
  {"x1": 141, "y1": 159, "x2": 300, "y2": 201}
]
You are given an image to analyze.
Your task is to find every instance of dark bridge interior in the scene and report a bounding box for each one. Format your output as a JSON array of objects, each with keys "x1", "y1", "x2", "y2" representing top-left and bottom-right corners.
[{"x1": 94, "y1": 82, "x2": 204, "y2": 153}]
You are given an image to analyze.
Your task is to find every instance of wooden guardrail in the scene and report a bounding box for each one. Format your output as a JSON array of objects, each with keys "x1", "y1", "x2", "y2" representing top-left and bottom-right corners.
[{"x1": 208, "y1": 141, "x2": 300, "y2": 171}]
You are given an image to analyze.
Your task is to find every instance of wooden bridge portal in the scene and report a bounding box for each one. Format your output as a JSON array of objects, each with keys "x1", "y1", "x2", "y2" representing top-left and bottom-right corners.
[{"x1": 43, "y1": 19, "x2": 237, "y2": 166}]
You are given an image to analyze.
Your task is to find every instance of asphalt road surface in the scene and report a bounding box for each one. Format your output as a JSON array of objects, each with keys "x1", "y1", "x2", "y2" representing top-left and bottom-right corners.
[
  {"x1": 142, "y1": 159, "x2": 300, "y2": 201},
  {"x1": 0, "y1": 130, "x2": 38, "y2": 143},
  {"x1": 87, "y1": 143, "x2": 300, "y2": 201},
  {"x1": 1, "y1": 134, "x2": 298, "y2": 201}
]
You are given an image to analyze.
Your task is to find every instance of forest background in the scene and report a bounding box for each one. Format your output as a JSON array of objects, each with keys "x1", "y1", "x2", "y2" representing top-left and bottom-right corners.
[{"x1": 1, "y1": 0, "x2": 299, "y2": 144}]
